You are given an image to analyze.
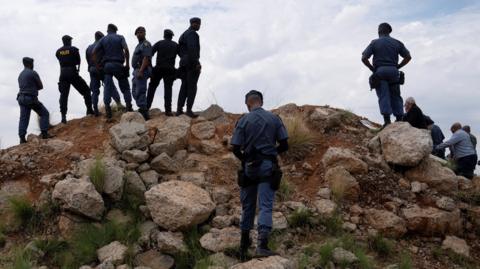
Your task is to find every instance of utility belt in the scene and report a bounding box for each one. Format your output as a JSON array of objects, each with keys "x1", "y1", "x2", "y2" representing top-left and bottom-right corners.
[
  {"x1": 237, "y1": 153, "x2": 283, "y2": 190},
  {"x1": 369, "y1": 70, "x2": 405, "y2": 90}
]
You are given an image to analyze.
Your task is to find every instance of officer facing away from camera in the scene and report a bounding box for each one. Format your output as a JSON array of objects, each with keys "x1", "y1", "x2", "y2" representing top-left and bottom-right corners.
[
  {"x1": 362, "y1": 22, "x2": 412, "y2": 127},
  {"x1": 55, "y1": 35, "x2": 94, "y2": 123},
  {"x1": 231, "y1": 90, "x2": 289, "y2": 259},
  {"x1": 86, "y1": 31, "x2": 123, "y2": 116},
  {"x1": 93, "y1": 23, "x2": 133, "y2": 119},
  {"x1": 17, "y1": 57, "x2": 53, "y2": 143}
]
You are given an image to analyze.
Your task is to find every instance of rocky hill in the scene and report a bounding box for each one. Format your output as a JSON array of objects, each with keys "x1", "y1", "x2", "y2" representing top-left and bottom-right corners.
[{"x1": 0, "y1": 104, "x2": 479, "y2": 269}]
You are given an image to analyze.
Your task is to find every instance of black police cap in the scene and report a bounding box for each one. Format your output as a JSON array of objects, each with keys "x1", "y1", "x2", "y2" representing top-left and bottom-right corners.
[
  {"x1": 62, "y1": 35, "x2": 73, "y2": 42},
  {"x1": 190, "y1": 17, "x2": 201, "y2": 24},
  {"x1": 245, "y1": 90, "x2": 263, "y2": 103},
  {"x1": 164, "y1": 29, "x2": 174, "y2": 37},
  {"x1": 135, "y1": 26, "x2": 146, "y2": 35},
  {"x1": 22, "y1": 57, "x2": 34, "y2": 66}
]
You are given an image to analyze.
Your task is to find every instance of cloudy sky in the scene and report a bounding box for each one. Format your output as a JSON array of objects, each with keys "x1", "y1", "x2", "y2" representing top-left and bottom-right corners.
[{"x1": 0, "y1": 0, "x2": 479, "y2": 148}]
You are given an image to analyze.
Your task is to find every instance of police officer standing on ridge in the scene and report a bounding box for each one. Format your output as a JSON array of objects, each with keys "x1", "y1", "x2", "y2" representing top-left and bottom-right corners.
[
  {"x1": 17, "y1": 57, "x2": 53, "y2": 143},
  {"x1": 93, "y1": 23, "x2": 133, "y2": 119},
  {"x1": 56, "y1": 35, "x2": 94, "y2": 123},
  {"x1": 231, "y1": 90, "x2": 289, "y2": 259},
  {"x1": 86, "y1": 31, "x2": 123, "y2": 116},
  {"x1": 362, "y1": 23, "x2": 412, "y2": 127},
  {"x1": 177, "y1": 17, "x2": 202, "y2": 118},
  {"x1": 147, "y1": 29, "x2": 178, "y2": 116},
  {"x1": 132, "y1": 26, "x2": 153, "y2": 120}
]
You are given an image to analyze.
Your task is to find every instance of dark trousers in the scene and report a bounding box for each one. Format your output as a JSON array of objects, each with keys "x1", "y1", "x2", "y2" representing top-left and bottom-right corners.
[
  {"x1": 17, "y1": 95, "x2": 50, "y2": 137},
  {"x1": 132, "y1": 67, "x2": 151, "y2": 110},
  {"x1": 177, "y1": 66, "x2": 200, "y2": 112},
  {"x1": 89, "y1": 68, "x2": 121, "y2": 112},
  {"x1": 103, "y1": 62, "x2": 132, "y2": 109},
  {"x1": 455, "y1": 154, "x2": 478, "y2": 179},
  {"x1": 147, "y1": 67, "x2": 176, "y2": 111},
  {"x1": 375, "y1": 66, "x2": 404, "y2": 117},
  {"x1": 58, "y1": 67, "x2": 92, "y2": 115}
]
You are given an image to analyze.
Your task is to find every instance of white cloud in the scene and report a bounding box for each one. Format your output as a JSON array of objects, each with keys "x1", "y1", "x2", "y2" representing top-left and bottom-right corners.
[{"x1": 0, "y1": 0, "x2": 479, "y2": 149}]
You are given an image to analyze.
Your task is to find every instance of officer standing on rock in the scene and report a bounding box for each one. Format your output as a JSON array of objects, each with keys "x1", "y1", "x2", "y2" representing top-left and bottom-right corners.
[
  {"x1": 362, "y1": 23, "x2": 412, "y2": 127},
  {"x1": 86, "y1": 31, "x2": 123, "y2": 116},
  {"x1": 147, "y1": 29, "x2": 178, "y2": 116},
  {"x1": 93, "y1": 23, "x2": 133, "y2": 119},
  {"x1": 17, "y1": 57, "x2": 53, "y2": 143},
  {"x1": 131, "y1": 26, "x2": 153, "y2": 120},
  {"x1": 231, "y1": 90, "x2": 289, "y2": 260},
  {"x1": 55, "y1": 35, "x2": 94, "y2": 123},
  {"x1": 177, "y1": 17, "x2": 202, "y2": 118}
]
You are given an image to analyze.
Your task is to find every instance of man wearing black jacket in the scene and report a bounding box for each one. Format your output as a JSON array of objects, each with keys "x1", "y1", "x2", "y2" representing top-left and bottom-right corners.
[
  {"x1": 176, "y1": 17, "x2": 202, "y2": 118},
  {"x1": 403, "y1": 97, "x2": 427, "y2": 129},
  {"x1": 147, "y1": 29, "x2": 178, "y2": 116}
]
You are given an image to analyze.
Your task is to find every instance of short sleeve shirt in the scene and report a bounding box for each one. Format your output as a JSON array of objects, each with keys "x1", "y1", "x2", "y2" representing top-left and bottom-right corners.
[
  {"x1": 362, "y1": 36, "x2": 410, "y2": 68},
  {"x1": 96, "y1": 33, "x2": 128, "y2": 63},
  {"x1": 132, "y1": 40, "x2": 152, "y2": 68}
]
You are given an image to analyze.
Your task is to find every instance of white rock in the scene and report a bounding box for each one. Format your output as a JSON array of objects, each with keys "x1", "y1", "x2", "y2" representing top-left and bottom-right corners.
[
  {"x1": 200, "y1": 227, "x2": 241, "y2": 252},
  {"x1": 442, "y1": 236, "x2": 470, "y2": 257},
  {"x1": 97, "y1": 241, "x2": 128, "y2": 266}
]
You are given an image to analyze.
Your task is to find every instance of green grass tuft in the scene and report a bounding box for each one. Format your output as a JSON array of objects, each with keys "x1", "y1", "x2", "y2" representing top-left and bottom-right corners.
[
  {"x1": 288, "y1": 208, "x2": 315, "y2": 228},
  {"x1": 368, "y1": 234, "x2": 394, "y2": 258},
  {"x1": 276, "y1": 176, "x2": 294, "y2": 202},
  {"x1": 321, "y1": 213, "x2": 343, "y2": 236},
  {"x1": 174, "y1": 227, "x2": 210, "y2": 269},
  {"x1": 318, "y1": 242, "x2": 335, "y2": 267},
  {"x1": 8, "y1": 196, "x2": 35, "y2": 229},
  {"x1": 398, "y1": 252, "x2": 413, "y2": 269},
  {"x1": 89, "y1": 156, "x2": 106, "y2": 193}
]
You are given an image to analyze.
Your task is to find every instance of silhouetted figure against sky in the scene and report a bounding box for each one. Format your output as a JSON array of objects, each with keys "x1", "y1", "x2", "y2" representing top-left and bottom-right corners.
[
  {"x1": 403, "y1": 97, "x2": 427, "y2": 129},
  {"x1": 176, "y1": 17, "x2": 201, "y2": 118},
  {"x1": 55, "y1": 35, "x2": 94, "y2": 123},
  {"x1": 147, "y1": 29, "x2": 178, "y2": 116},
  {"x1": 425, "y1": 116, "x2": 446, "y2": 159},
  {"x1": 362, "y1": 23, "x2": 412, "y2": 127},
  {"x1": 131, "y1": 26, "x2": 152, "y2": 120}
]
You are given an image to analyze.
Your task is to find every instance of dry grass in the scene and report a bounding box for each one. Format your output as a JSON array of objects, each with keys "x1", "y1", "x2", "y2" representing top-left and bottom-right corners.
[{"x1": 282, "y1": 116, "x2": 318, "y2": 161}]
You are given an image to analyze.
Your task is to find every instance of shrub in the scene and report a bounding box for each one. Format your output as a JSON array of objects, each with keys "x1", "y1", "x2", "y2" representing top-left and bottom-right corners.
[
  {"x1": 321, "y1": 213, "x2": 343, "y2": 236},
  {"x1": 8, "y1": 196, "x2": 35, "y2": 229},
  {"x1": 288, "y1": 208, "x2": 314, "y2": 228},
  {"x1": 318, "y1": 242, "x2": 335, "y2": 266},
  {"x1": 354, "y1": 248, "x2": 374, "y2": 269},
  {"x1": 12, "y1": 248, "x2": 32, "y2": 269},
  {"x1": 276, "y1": 176, "x2": 294, "y2": 202},
  {"x1": 368, "y1": 234, "x2": 394, "y2": 258},
  {"x1": 398, "y1": 252, "x2": 412, "y2": 269},
  {"x1": 282, "y1": 116, "x2": 317, "y2": 160},
  {"x1": 89, "y1": 156, "x2": 106, "y2": 193},
  {"x1": 174, "y1": 227, "x2": 210, "y2": 269}
]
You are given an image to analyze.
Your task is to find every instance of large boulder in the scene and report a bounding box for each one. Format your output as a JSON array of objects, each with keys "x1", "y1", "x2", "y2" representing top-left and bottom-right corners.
[
  {"x1": 52, "y1": 177, "x2": 105, "y2": 220},
  {"x1": 200, "y1": 104, "x2": 224, "y2": 121},
  {"x1": 230, "y1": 256, "x2": 294, "y2": 269},
  {"x1": 110, "y1": 112, "x2": 150, "y2": 153},
  {"x1": 324, "y1": 166, "x2": 360, "y2": 201},
  {"x1": 150, "y1": 153, "x2": 178, "y2": 173},
  {"x1": 145, "y1": 180, "x2": 216, "y2": 231},
  {"x1": 191, "y1": 121, "x2": 216, "y2": 140},
  {"x1": 200, "y1": 227, "x2": 241, "y2": 252},
  {"x1": 402, "y1": 206, "x2": 463, "y2": 236},
  {"x1": 378, "y1": 122, "x2": 432, "y2": 166},
  {"x1": 365, "y1": 209, "x2": 407, "y2": 238},
  {"x1": 322, "y1": 147, "x2": 368, "y2": 174},
  {"x1": 152, "y1": 116, "x2": 191, "y2": 156},
  {"x1": 97, "y1": 241, "x2": 128, "y2": 266},
  {"x1": 405, "y1": 156, "x2": 458, "y2": 194}
]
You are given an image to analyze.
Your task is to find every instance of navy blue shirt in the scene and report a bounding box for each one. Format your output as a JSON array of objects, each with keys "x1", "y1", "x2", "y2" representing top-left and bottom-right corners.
[
  {"x1": 132, "y1": 39, "x2": 152, "y2": 69},
  {"x1": 18, "y1": 68, "x2": 42, "y2": 96},
  {"x1": 86, "y1": 41, "x2": 99, "y2": 68},
  {"x1": 55, "y1": 45, "x2": 81, "y2": 68},
  {"x1": 152, "y1": 39, "x2": 178, "y2": 69},
  {"x1": 231, "y1": 107, "x2": 289, "y2": 157},
  {"x1": 431, "y1": 124, "x2": 445, "y2": 147},
  {"x1": 95, "y1": 32, "x2": 128, "y2": 63},
  {"x1": 362, "y1": 35, "x2": 410, "y2": 69},
  {"x1": 178, "y1": 27, "x2": 200, "y2": 67}
]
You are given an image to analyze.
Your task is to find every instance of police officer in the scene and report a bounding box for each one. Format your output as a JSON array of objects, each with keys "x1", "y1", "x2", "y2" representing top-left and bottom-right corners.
[
  {"x1": 86, "y1": 31, "x2": 123, "y2": 116},
  {"x1": 56, "y1": 35, "x2": 95, "y2": 123},
  {"x1": 17, "y1": 57, "x2": 52, "y2": 143},
  {"x1": 93, "y1": 23, "x2": 133, "y2": 119},
  {"x1": 362, "y1": 23, "x2": 412, "y2": 127},
  {"x1": 231, "y1": 90, "x2": 289, "y2": 259},
  {"x1": 147, "y1": 29, "x2": 178, "y2": 116},
  {"x1": 131, "y1": 26, "x2": 152, "y2": 120},
  {"x1": 177, "y1": 17, "x2": 202, "y2": 118}
]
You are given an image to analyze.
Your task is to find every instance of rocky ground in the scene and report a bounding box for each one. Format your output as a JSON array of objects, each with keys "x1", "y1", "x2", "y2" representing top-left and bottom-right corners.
[{"x1": 0, "y1": 104, "x2": 479, "y2": 269}]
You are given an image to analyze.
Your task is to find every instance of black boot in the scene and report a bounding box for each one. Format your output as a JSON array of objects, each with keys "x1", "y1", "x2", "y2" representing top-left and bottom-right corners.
[
  {"x1": 186, "y1": 110, "x2": 198, "y2": 118},
  {"x1": 139, "y1": 108, "x2": 150, "y2": 121},
  {"x1": 382, "y1": 114, "x2": 391, "y2": 127},
  {"x1": 126, "y1": 103, "x2": 133, "y2": 112},
  {"x1": 105, "y1": 106, "x2": 113, "y2": 119},
  {"x1": 175, "y1": 109, "x2": 184, "y2": 116},
  {"x1": 61, "y1": 114, "x2": 67, "y2": 124},
  {"x1": 86, "y1": 107, "x2": 95, "y2": 116},
  {"x1": 255, "y1": 236, "x2": 278, "y2": 258},
  {"x1": 19, "y1": 135, "x2": 27, "y2": 144},
  {"x1": 41, "y1": 131, "x2": 54, "y2": 139},
  {"x1": 240, "y1": 230, "x2": 251, "y2": 262},
  {"x1": 395, "y1": 115, "x2": 403, "y2": 122},
  {"x1": 93, "y1": 107, "x2": 100, "y2": 117}
]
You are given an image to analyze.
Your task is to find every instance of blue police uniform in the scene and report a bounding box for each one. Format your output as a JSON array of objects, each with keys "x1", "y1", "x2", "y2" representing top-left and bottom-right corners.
[
  {"x1": 363, "y1": 35, "x2": 410, "y2": 118},
  {"x1": 86, "y1": 41, "x2": 122, "y2": 114},
  {"x1": 231, "y1": 107, "x2": 288, "y2": 239},
  {"x1": 17, "y1": 68, "x2": 50, "y2": 139},
  {"x1": 95, "y1": 32, "x2": 132, "y2": 113},
  {"x1": 177, "y1": 27, "x2": 201, "y2": 113},
  {"x1": 131, "y1": 39, "x2": 152, "y2": 111},
  {"x1": 55, "y1": 45, "x2": 93, "y2": 117}
]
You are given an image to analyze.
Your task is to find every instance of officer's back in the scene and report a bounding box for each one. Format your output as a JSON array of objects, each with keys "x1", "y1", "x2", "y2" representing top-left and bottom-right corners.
[
  {"x1": 153, "y1": 39, "x2": 178, "y2": 69},
  {"x1": 18, "y1": 68, "x2": 41, "y2": 96},
  {"x1": 367, "y1": 36, "x2": 409, "y2": 68},
  {"x1": 178, "y1": 28, "x2": 200, "y2": 66},
  {"x1": 56, "y1": 45, "x2": 80, "y2": 68},
  {"x1": 98, "y1": 32, "x2": 127, "y2": 63}
]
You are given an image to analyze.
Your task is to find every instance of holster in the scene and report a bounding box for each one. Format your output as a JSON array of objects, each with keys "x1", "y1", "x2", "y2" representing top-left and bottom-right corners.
[
  {"x1": 270, "y1": 163, "x2": 283, "y2": 191},
  {"x1": 237, "y1": 169, "x2": 249, "y2": 188}
]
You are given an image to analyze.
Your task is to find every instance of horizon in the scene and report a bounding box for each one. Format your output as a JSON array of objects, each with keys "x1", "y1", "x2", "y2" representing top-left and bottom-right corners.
[{"x1": 1, "y1": 0, "x2": 480, "y2": 148}]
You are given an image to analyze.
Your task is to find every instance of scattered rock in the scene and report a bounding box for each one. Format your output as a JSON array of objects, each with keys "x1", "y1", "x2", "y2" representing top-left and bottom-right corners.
[
  {"x1": 378, "y1": 122, "x2": 432, "y2": 166},
  {"x1": 405, "y1": 156, "x2": 458, "y2": 194},
  {"x1": 317, "y1": 188, "x2": 331, "y2": 200},
  {"x1": 124, "y1": 171, "x2": 147, "y2": 198},
  {"x1": 212, "y1": 215, "x2": 235, "y2": 229},
  {"x1": 191, "y1": 121, "x2": 216, "y2": 140},
  {"x1": 153, "y1": 116, "x2": 191, "y2": 155},
  {"x1": 145, "y1": 180, "x2": 215, "y2": 231},
  {"x1": 122, "y1": 149, "x2": 149, "y2": 163},
  {"x1": 436, "y1": 196, "x2": 456, "y2": 212},
  {"x1": 200, "y1": 227, "x2": 240, "y2": 252},
  {"x1": 230, "y1": 255, "x2": 294, "y2": 269},
  {"x1": 154, "y1": 231, "x2": 187, "y2": 255},
  {"x1": 442, "y1": 236, "x2": 470, "y2": 257},
  {"x1": 314, "y1": 199, "x2": 337, "y2": 217},
  {"x1": 134, "y1": 250, "x2": 174, "y2": 269},
  {"x1": 402, "y1": 206, "x2": 463, "y2": 236},
  {"x1": 97, "y1": 241, "x2": 128, "y2": 266},
  {"x1": 200, "y1": 140, "x2": 223, "y2": 155},
  {"x1": 332, "y1": 247, "x2": 358, "y2": 264},
  {"x1": 322, "y1": 147, "x2": 368, "y2": 174},
  {"x1": 365, "y1": 209, "x2": 406, "y2": 238},
  {"x1": 325, "y1": 166, "x2": 360, "y2": 201},
  {"x1": 411, "y1": 181, "x2": 427, "y2": 193},
  {"x1": 110, "y1": 113, "x2": 150, "y2": 152},
  {"x1": 178, "y1": 171, "x2": 206, "y2": 187},
  {"x1": 140, "y1": 170, "x2": 159, "y2": 189},
  {"x1": 150, "y1": 153, "x2": 178, "y2": 173}
]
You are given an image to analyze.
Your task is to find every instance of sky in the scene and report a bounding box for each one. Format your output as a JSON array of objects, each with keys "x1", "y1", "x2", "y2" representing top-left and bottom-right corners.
[{"x1": 0, "y1": 0, "x2": 479, "y2": 148}]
